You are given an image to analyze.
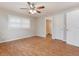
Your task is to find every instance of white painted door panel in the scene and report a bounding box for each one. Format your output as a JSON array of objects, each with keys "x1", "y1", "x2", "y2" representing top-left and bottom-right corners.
[
  {"x1": 53, "y1": 13, "x2": 65, "y2": 41},
  {"x1": 67, "y1": 10, "x2": 79, "y2": 47}
]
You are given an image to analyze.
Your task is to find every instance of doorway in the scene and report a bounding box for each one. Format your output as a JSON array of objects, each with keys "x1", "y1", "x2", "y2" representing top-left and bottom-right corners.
[{"x1": 46, "y1": 19, "x2": 52, "y2": 39}]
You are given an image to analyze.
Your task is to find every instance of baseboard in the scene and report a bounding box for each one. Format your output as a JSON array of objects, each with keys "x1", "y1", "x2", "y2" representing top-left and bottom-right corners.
[
  {"x1": 54, "y1": 38, "x2": 66, "y2": 42},
  {"x1": 36, "y1": 36, "x2": 45, "y2": 39},
  {"x1": 0, "y1": 35, "x2": 35, "y2": 43},
  {"x1": 36, "y1": 35, "x2": 45, "y2": 37},
  {"x1": 0, "y1": 36, "x2": 67, "y2": 46},
  {"x1": 67, "y1": 41, "x2": 79, "y2": 47}
]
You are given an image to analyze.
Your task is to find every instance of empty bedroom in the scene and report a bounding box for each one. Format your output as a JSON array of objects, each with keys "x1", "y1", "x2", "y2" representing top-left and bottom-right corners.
[{"x1": 0, "y1": 2, "x2": 79, "y2": 56}]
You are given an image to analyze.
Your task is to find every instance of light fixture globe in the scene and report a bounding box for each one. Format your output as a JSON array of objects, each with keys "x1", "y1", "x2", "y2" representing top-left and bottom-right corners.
[{"x1": 29, "y1": 9, "x2": 37, "y2": 14}]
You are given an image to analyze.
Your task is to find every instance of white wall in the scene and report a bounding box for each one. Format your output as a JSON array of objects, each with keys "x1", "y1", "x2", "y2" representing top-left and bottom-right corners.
[
  {"x1": 0, "y1": 9, "x2": 36, "y2": 43},
  {"x1": 0, "y1": 9, "x2": 8, "y2": 42},
  {"x1": 36, "y1": 13, "x2": 65, "y2": 42},
  {"x1": 37, "y1": 17, "x2": 46, "y2": 37},
  {"x1": 1, "y1": 6, "x2": 78, "y2": 47},
  {"x1": 36, "y1": 8, "x2": 79, "y2": 47},
  {"x1": 36, "y1": 13, "x2": 65, "y2": 41}
]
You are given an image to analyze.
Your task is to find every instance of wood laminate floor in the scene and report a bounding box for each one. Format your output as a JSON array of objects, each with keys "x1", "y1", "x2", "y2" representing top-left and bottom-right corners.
[{"x1": 0, "y1": 36, "x2": 79, "y2": 56}]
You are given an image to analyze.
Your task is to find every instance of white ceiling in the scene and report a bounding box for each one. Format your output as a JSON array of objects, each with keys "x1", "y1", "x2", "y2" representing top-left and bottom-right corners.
[{"x1": 0, "y1": 2, "x2": 79, "y2": 17}]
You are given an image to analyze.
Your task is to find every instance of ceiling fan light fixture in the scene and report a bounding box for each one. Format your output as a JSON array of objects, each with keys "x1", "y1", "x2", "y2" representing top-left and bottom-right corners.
[
  {"x1": 29, "y1": 9, "x2": 37, "y2": 14},
  {"x1": 20, "y1": 2, "x2": 44, "y2": 14}
]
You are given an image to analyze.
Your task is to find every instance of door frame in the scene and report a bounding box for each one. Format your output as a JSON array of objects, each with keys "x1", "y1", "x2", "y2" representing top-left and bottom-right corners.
[
  {"x1": 45, "y1": 17, "x2": 53, "y2": 39},
  {"x1": 64, "y1": 13, "x2": 67, "y2": 42}
]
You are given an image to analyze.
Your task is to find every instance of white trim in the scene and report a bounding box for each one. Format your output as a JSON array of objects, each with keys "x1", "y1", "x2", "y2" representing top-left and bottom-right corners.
[
  {"x1": 37, "y1": 35, "x2": 46, "y2": 38},
  {"x1": 0, "y1": 35, "x2": 34, "y2": 43},
  {"x1": 63, "y1": 13, "x2": 67, "y2": 42},
  {"x1": 52, "y1": 16, "x2": 55, "y2": 39},
  {"x1": 67, "y1": 41, "x2": 79, "y2": 47}
]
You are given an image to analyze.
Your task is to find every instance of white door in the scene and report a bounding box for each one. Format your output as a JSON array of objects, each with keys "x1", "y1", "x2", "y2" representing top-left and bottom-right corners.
[
  {"x1": 53, "y1": 13, "x2": 65, "y2": 41},
  {"x1": 66, "y1": 9, "x2": 79, "y2": 47}
]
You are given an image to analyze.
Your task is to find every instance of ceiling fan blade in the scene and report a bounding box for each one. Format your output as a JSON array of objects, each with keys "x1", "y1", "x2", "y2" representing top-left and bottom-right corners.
[
  {"x1": 36, "y1": 6, "x2": 45, "y2": 9},
  {"x1": 36, "y1": 10, "x2": 41, "y2": 13},
  {"x1": 27, "y1": 2, "x2": 31, "y2": 5},
  {"x1": 27, "y1": 2, "x2": 35, "y2": 9},
  {"x1": 20, "y1": 2, "x2": 44, "y2": 14}
]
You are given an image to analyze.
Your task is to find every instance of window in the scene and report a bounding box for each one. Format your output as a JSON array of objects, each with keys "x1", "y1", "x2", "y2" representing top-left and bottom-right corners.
[{"x1": 8, "y1": 15, "x2": 30, "y2": 29}]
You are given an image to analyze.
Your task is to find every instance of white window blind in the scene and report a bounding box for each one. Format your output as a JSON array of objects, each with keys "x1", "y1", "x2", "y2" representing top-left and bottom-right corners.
[{"x1": 8, "y1": 15, "x2": 30, "y2": 29}]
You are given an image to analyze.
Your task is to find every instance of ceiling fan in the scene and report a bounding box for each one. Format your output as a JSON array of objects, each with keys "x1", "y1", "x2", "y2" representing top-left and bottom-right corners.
[{"x1": 20, "y1": 2, "x2": 45, "y2": 14}]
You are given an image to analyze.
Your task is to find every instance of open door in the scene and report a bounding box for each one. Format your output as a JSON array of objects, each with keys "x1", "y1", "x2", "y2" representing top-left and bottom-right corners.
[{"x1": 46, "y1": 19, "x2": 52, "y2": 39}]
